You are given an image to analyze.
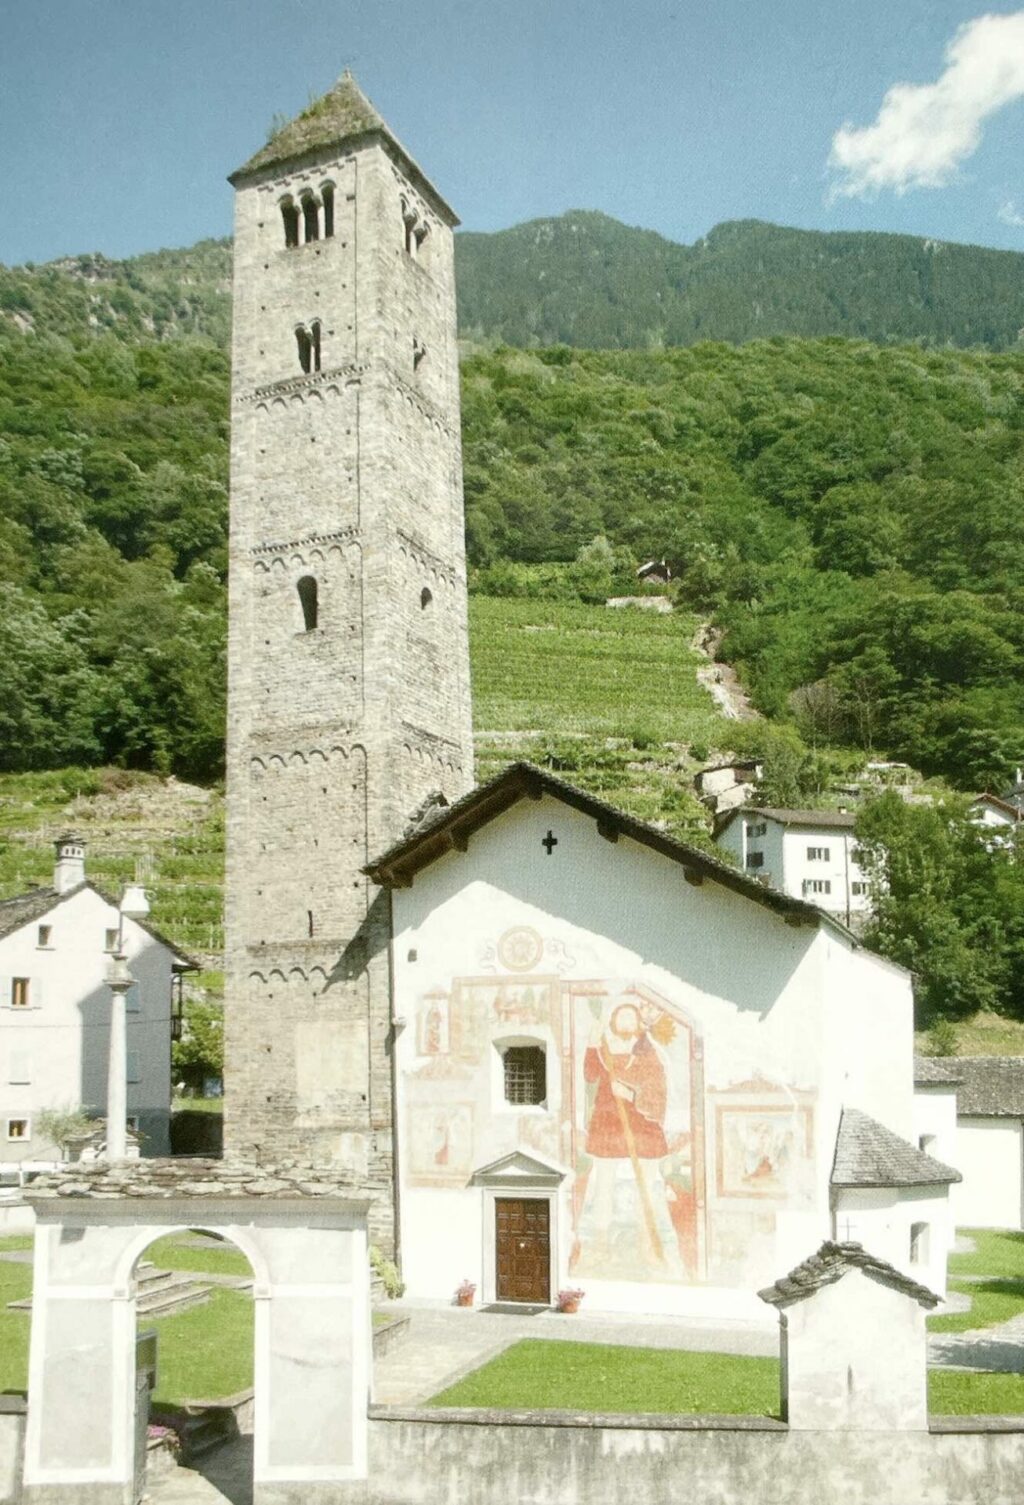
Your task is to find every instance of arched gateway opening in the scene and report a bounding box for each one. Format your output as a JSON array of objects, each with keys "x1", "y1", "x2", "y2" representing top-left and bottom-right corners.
[
  {"x1": 133, "y1": 1228, "x2": 255, "y2": 1501},
  {"x1": 20, "y1": 1161, "x2": 370, "y2": 1505}
]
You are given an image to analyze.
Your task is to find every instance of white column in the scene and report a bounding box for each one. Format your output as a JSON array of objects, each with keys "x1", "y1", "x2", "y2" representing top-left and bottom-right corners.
[{"x1": 105, "y1": 954, "x2": 132, "y2": 1161}]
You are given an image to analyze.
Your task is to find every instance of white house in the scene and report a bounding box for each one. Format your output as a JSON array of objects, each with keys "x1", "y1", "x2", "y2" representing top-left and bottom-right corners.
[
  {"x1": 914, "y1": 1057, "x2": 1024, "y2": 1230},
  {"x1": 0, "y1": 837, "x2": 193, "y2": 1166},
  {"x1": 715, "y1": 806, "x2": 871, "y2": 926},
  {"x1": 366, "y1": 764, "x2": 958, "y2": 1319}
]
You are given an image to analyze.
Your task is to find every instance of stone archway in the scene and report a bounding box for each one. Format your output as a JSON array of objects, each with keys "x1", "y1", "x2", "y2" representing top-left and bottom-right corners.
[{"x1": 19, "y1": 1161, "x2": 370, "y2": 1505}]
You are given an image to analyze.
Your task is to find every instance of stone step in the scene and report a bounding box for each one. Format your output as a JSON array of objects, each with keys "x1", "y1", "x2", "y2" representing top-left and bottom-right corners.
[{"x1": 138, "y1": 1274, "x2": 213, "y2": 1318}]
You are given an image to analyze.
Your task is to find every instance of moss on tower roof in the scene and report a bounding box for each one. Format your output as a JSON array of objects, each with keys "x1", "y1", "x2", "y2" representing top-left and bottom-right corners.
[{"x1": 230, "y1": 71, "x2": 457, "y2": 223}]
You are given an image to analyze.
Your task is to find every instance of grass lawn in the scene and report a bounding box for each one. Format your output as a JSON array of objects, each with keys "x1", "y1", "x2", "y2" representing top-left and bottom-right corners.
[
  {"x1": 148, "y1": 1288, "x2": 253, "y2": 1407},
  {"x1": 428, "y1": 1340, "x2": 781, "y2": 1416},
  {"x1": 144, "y1": 1232, "x2": 250, "y2": 1278},
  {"x1": 928, "y1": 1278, "x2": 1024, "y2": 1334},
  {"x1": 949, "y1": 1230, "x2": 1024, "y2": 1280},
  {"x1": 428, "y1": 1339, "x2": 1024, "y2": 1418},
  {"x1": 0, "y1": 1258, "x2": 31, "y2": 1394}
]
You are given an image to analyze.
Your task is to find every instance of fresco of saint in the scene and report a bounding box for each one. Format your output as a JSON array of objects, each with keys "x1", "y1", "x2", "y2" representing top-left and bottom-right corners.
[{"x1": 572, "y1": 996, "x2": 691, "y2": 1281}]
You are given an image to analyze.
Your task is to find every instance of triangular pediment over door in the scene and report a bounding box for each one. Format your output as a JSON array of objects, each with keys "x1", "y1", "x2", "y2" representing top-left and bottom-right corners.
[{"x1": 471, "y1": 1150, "x2": 567, "y2": 1188}]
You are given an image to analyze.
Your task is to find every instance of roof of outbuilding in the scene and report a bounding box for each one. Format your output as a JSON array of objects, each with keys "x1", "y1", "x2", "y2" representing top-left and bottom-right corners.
[
  {"x1": 831, "y1": 1107, "x2": 961, "y2": 1188},
  {"x1": 229, "y1": 72, "x2": 458, "y2": 224},
  {"x1": 365, "y1": 761, "x2": 853, "y2": 934},
  {"x1": 917, "y1": 1057, "x2": 1024, "y2": 1117},
  {"x1": 758, "y1": 1241, "x2": 941, "y2": 1311},
  {"x1": 716, "y1": 805, "x2": 857, "y2": 835},
  {"x1": 913, "y1": 1056, "x2": 964, "y2": 1087},
  {"x1": 0, "y1": 882, "x2": 197, "y2": 970}
]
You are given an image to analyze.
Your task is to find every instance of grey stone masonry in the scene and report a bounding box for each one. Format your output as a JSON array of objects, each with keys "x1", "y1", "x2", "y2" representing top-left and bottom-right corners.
[
  {"x1": 23, "y1": 1157, "x2": 371, "y2": 1201},
  {"x1": 222, "y1": 74, "x2": 474, "y2": 1250}
]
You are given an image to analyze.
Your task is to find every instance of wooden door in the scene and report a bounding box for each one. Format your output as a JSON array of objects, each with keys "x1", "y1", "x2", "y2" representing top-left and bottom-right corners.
[{"x1": 495, "y1": 1197, "x2": 550, "y2": 1303}]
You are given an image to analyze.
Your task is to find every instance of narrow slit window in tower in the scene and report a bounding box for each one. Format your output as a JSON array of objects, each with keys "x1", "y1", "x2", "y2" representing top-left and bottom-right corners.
[
  {"x1": 297, "y1": 575, "x2": 318, "y2": 631},
  {"x1": 321, "y1": 183, "x2": 335, "y2": 238},
  {"x1": 311, "y1": 320, "x2": 322, "y2": 372},
  {"x1": 413, "y1": 338, "x2": 426, "y2": 372},
  {"x1": 296, "y1": 326, "x2": 312, "y2": 374},
  {"x1": 420, "y1": 586, "x2": 433, "y2": 610},
  {"x1": 302, "y1": 195, "x2": 320, "y2": 243},
  {"x1": 281, "y1": 199, "x2": 300, "y2": 248}
]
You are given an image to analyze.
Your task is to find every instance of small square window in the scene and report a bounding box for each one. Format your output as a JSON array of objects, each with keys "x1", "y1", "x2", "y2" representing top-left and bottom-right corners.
[
  {"x1": 127, "y1": 1051, "x2": 141, "y2": 1084},
  {"x1": 37, "y1": 925, "x2": 52, "y2": 948},
  {"x1": 502, "y1": 1045, "x2": 546, "y2": 1106},
  {"x1": 126, "y1": 1115, "x2": 140, "y2": 1133},
  {"x1": 807, "y1": 846, "x2": 830, "y2": 862},
  {"x1": 745, "y1": 852, "x2": 765, "y2": 869},
  {"x1": 104, "y1": 929, "x2": 120, "y2": 953},
  {"x1": 910, "y1": 1221, "x2": 930, "y2": 1265},
  {"x1": 6, "y1": 1118, "x2": 29, "y2": 1142},
  {"x1": 11, "y1": 978, "x2": 30, "y2": 1008}
]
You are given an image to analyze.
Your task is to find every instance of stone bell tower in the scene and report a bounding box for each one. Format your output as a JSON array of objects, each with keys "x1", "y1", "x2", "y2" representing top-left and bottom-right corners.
[{"x1": 223, "y1": 74, "x2": 473, "y2": 1237}]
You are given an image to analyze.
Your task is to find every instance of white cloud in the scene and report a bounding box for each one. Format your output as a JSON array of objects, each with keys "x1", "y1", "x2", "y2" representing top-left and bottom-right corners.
[
  {"x1": 829, "y1": 11, "x2": 1024, "y2": 198},
  {"x1": 998, "y1": 198, "x2": 1024, "y2": 226}
]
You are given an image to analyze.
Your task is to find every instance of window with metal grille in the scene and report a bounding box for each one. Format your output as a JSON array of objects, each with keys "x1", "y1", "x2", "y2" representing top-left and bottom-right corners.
[{"x1": 503, "y1": 1045, "x2": 546, "y2": 1106}]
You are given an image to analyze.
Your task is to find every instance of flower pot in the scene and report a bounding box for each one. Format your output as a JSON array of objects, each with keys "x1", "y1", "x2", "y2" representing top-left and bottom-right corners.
[
  {"x1": 559, "y1": 1299, "x2": 579, "y2": 1314},
  {"x1": 456, "y1": 1291, "x2": 475, "y2": 1307}
]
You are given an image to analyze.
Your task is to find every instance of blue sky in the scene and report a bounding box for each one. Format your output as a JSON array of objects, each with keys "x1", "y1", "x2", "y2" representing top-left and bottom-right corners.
[{"x1": 2, "y1": 0, "x2": 1024, "y2": 265}]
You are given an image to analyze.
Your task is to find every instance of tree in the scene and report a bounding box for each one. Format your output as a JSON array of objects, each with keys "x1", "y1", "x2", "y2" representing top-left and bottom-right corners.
[
  {"x1": 36, "y1": 1106, "x2": 98, "y2": 1161},
  {"x1": 172, "y1": 997, "x2": 224, "y2": 1094}
]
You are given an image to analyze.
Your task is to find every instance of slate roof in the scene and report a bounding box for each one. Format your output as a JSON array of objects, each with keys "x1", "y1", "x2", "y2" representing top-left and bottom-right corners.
[
  {"x1": 365, "y1": 761, "x2": 854, "y2": 935},
  {"x1": 831, "y1": 1107, "x2": 961, "y2": 1188},
  {"x1": 716, "y1": 805, "x2": 857, "y2": 836},
  {"x1": 915, "y1": 1057, "x2": 1024, "y2": 1118},
  {"x1": 758, "y1": 1241, "x2": 941, "y2": 1311},
  {"x1": 0, "y1": 882, "x2": 197, "y2": 970},
  {"x1": 230, "y1": 72, "x2": 458, "y2": 223}
]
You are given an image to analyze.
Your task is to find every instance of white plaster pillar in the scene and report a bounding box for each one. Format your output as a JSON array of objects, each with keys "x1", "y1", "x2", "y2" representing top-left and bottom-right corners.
[{"x1": 105, "y1": 953, "x2": 132, "y2": 1161}]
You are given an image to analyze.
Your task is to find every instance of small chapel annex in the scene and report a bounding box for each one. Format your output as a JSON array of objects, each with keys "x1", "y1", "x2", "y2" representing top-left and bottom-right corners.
[{"x1": 221, "y1": 73, "x2": 959, "y2": 1322}]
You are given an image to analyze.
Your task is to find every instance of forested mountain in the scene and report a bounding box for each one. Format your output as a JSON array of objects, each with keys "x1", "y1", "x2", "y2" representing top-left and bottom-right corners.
[
  {"x1": 4, "y1": 213, "x2": 1023, "y2": 352},
  {"x1": 455, "y1": 214, "x2": 1024, "y2": 350}
]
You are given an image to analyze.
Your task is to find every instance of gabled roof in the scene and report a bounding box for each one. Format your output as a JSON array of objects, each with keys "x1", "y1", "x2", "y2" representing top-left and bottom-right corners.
[
  {"x1": 831, "y1": 1107, "x2": 961, "y2": 1188},
  {"x1": 230, "y1": 71, "x2": 458, "y2": 224},
  {"x1": 365, "y1": 761, "x2": 840, "y2": 931},
  {"x1": 915, "y1": 1056, "x2": 1024, "y2": 1117},
  {"x1": 758, "y1": 1241, "x2": 941, "y2": 1311},
  {"x1": 716, "y1": 805, "x2": 857, "y2": 836},
  {"x1": 970, "y1": 793, "x2": 1022, "y2": 821},
  {"x1": 0, "y1": 882, "x2": 198, "y2": 971}
]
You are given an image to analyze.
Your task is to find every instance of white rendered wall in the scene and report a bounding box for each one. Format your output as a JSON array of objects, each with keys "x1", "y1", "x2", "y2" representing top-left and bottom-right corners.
[
  {"x1": 912, "y1": 1087, "x2": 959, "y2": 1174},
  {"x1": 952, "y1": 1117, "x2": 1023, "y2": 1229},
  {"x1": 0, "y1": 889, "x2": 174, "y2": 1162},
  {"x1": 716, "y1": 818, "x2": 869, "y2": 921},
  {"x1": 832, "y1": 1185, "x2": 949, "y2": 1301},
  {"x1": 392, "y1": 795, "x2": 918, "y2": 1319}
]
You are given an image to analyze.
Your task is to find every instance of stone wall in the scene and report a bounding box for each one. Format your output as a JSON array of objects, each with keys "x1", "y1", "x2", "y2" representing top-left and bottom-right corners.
[
  {"x1": 223, "y1": 116, "x2": 474, "y2": 1251},
  {"x1": 356, "y1": 1410, "x2": 1024, "y2": 1505}
]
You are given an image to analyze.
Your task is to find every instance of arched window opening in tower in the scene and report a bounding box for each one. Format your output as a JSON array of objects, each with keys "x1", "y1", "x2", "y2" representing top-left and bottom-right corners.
[
  {"x1": 311, "y1": 320, "x2": 322, "y2": 373},
  {"x1": 420, "y1": 586, "x2": 433, "y2": 610},
  {"x1": 302, "y1": 195, "x2": 320, "y2": 243},
  {"x1": 295, "y1": 326, "x2": 312, "y2": 374},
  {"x1": 414, "y1": 221, "x2": 430, "y2": 255},
  {"x1": 401, "y1": 197, "x2": 418, "y2": 255},
  {"x1": 297, "y1": 575, "x2": 318, "y2": 632},
  {"x1": 321, "y1": 183, "x2": 335, "y2": 238},
  {"x1": 280, "y1": 198, "x2": 300, "y2": 249}
]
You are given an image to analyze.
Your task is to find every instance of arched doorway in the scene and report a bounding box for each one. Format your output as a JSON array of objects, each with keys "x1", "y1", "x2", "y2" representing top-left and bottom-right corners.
[
  {"x1": 134, "y1": 1228, "x2": 255, "y2": 1503},
  {"x1": 21, "y1": 1172, "x2": 370, "y2": 1504}
]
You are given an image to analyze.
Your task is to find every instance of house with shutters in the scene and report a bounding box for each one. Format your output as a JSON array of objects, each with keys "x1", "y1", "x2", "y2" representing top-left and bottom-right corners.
[
  {"x1": 0, "y1": 837, "x2": 193, "y2": 1167},
  {"x1": 365, "y1": 763, "x2": 959, "y2": 1319},
  {"x1": 714, "y1": 806, "x2": 872, "y2": 927}
]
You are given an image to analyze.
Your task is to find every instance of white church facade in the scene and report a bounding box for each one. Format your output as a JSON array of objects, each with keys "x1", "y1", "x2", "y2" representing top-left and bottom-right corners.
[{"x1": 368, "y1": 765, "x2": 958, "y2": 1316}]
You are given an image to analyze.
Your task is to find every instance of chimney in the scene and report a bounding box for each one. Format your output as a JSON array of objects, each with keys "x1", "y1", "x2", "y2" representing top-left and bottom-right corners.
[
  {"x1": 120, "y1": 883, "x2": 150, "y2": 920},
  {"x1": 53, "y1": 834, "x2": 86, "y2": 895}
]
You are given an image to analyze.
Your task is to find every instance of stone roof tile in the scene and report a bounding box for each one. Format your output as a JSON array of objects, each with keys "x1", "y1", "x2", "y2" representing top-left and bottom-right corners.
[
  {"x1": 758, "y1": 1241, "x2": 941, "y2": 1310},
  {"x1": 831, "y1": 1107, "x2": 961, "y2": 1188},
  {"x1": 922, "y1": 1057, "x2": 1024, "y2": 1117}
]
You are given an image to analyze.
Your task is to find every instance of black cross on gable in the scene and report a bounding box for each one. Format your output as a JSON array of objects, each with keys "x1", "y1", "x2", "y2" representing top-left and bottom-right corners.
[{"x1": 541, "y1": 830, "x2": 558, "y2": 855}]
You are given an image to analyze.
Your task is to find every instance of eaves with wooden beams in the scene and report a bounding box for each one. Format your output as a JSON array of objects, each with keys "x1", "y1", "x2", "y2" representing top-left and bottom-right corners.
[{"x1": 364, "y1": 761, "x2": 855, "y2": 936}]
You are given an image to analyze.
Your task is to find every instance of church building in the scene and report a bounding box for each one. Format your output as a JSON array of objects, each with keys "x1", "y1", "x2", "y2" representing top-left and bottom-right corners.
[{"x1": 223, "y1": 75, "x2": 958, "y2": 1316}]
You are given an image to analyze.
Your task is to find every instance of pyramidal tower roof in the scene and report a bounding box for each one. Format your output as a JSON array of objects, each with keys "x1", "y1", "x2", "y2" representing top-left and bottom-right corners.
[{"x1": 230, "y1": 71, "x2": 457, "y2": 222}]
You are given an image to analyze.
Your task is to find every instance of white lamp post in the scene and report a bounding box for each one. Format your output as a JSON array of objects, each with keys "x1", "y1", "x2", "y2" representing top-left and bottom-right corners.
[{"x1": 105, "y1": 951, "x2": 133, "y2": 1161}]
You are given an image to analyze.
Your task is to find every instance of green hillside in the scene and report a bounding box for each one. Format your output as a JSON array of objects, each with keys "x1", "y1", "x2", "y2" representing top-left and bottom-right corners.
[
  {"x1": 455, "y1": 214, "x2": 1024, "y2": 350},
  {"x1": 4, "y1": 213, "x2": 1023, "y2": 353}
]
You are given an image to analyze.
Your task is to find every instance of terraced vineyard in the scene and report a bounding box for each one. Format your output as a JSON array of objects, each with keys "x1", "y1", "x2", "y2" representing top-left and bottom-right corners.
[{"x1": 0, "y1": 599, "x2": 729, "y2": 974}]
